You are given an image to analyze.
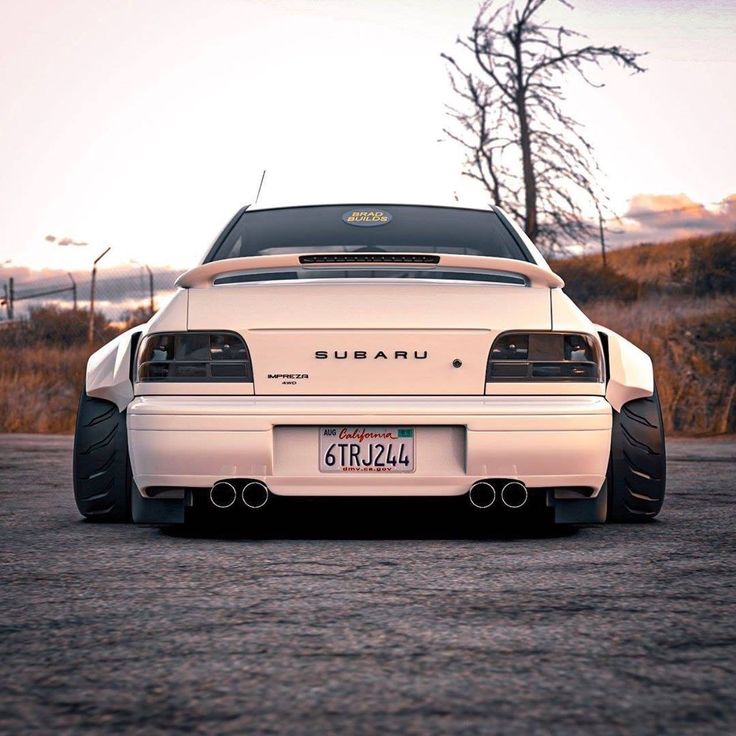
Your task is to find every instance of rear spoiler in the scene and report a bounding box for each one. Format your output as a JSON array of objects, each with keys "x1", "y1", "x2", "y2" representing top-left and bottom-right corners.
[{"x1": 176, "y1": 253, "x2": 564, "y2": 289}]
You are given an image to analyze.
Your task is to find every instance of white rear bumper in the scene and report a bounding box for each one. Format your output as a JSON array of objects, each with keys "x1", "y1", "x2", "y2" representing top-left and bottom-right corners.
[{"x1": 127, "y1": 395, "x2": 612, "y2": 497}]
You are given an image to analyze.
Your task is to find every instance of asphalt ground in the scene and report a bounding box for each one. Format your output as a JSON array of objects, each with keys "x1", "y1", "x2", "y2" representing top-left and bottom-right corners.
[{"x1": 1, "y1": 434, "x2": 735, "y2": 735}]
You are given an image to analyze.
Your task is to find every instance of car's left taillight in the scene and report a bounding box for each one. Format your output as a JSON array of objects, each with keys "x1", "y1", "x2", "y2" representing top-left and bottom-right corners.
[{"x1": 137, "y1": 332, "x2": 253, "y2": 382}]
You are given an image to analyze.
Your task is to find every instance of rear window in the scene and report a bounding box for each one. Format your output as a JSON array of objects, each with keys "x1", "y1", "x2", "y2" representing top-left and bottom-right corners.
[{"x1": 207, "y1": 205, "x2": 531, "y2": 263}]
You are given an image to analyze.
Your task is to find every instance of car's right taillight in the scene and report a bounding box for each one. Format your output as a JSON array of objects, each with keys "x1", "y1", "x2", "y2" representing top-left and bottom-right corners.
[{"x1": 487, "y1": 332, "x2": 603, "y2": 382}]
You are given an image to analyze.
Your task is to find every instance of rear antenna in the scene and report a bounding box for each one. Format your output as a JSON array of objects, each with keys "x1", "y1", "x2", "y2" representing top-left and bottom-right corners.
[{"x1": 254, "y1": 169, "x2": 267, "y2": 204}]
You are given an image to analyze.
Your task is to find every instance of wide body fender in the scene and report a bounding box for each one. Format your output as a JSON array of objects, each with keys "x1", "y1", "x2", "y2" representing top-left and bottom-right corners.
[
  {"x1": 85, "y1": 291, "x2": 189, "y2": 410},
  {"x1": 595, "y1": 324, "x2": 654, "y2": 412},
  {"x1": 86, "y1": 326, "x2": 146, "y2": 410}
]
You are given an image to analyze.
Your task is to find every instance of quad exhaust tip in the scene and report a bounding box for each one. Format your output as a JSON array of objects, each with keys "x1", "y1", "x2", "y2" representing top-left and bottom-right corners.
[
  {"x1": 209, "y1": 481, "x2": 237, "y2": 510},
  {"x1": 468, "y1": 479, "x2": 529, "y2": 510},
  {"x1": 241, "y1": 481, "x2": 270, "y2": 510},
  {"x1": 501, "y1": 481, "x2": 528, "y2": 509},
  {"x1": 469, "y1": 481, "x2": 497, "y2": 509},
  {"x1": 209, "y1": 479, "x2": 270, "y2": 510}
]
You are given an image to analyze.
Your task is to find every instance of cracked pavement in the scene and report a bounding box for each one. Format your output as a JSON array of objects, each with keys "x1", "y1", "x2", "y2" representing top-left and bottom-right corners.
[{"x1": 1, "y1": 434, "x2": 735, "y2": 735}]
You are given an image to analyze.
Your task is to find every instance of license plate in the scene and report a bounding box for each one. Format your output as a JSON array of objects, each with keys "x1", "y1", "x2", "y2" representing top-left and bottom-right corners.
[{"x1": 319, "y1": 426, "x2": 415, "y2": 473}]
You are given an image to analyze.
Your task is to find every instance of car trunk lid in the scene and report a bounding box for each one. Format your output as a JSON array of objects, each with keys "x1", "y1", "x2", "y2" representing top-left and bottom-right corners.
[{"x1": 187, "y1": 279, "x2": 552, "y2": 395}]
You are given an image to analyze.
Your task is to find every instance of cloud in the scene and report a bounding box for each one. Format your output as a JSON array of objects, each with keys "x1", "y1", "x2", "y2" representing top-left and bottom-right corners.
[{"x1": 608, "y1": 193, "x2": 736, "y2": 246}]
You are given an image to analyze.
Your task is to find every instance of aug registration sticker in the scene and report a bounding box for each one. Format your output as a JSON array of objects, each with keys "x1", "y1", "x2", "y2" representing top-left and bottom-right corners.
[{"x1": 341, "y1": 209, "x2": 393, "y2": 227}]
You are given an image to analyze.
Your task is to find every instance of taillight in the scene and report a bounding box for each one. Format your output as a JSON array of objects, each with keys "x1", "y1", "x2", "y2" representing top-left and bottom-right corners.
[
  {"x1": 487, "y1": 332, "x2": 603, "y2": 382},
  {"x1": 137, "y1": 332, "x2": 253, "y2": 382}
]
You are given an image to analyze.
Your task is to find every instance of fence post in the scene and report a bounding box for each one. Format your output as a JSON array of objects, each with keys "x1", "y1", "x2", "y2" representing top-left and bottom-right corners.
[
  {"x1": 146, "y1": 265, "x2": 155, "y2": 316},
  {"x1": 8, "y1": 277, "x2": 13, "y2": 320},
  {"x1": 68, "y1": 273, "x2": 77, "y2": 310},
  {"x1": 598, "y1": 211, "x2": 607, "y2": 270},
  {"x1": 88, "y1": 267, "x2": 97, "y2": 344},
  {"x1": 88, "y1": 247, "x2": 110, "y2": 345}
]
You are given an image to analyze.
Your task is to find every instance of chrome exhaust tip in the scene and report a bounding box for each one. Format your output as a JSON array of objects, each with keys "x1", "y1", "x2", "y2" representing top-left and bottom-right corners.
[
  {"x1": 500, "y1": 481, "x2": 528, "y2": 509},
  {"x1": 241, "y1": 481, "x2": 270, "y2": 510},
  {"x1": 209, "y1": 481, "x2": 237, "y2": 509},
  {"x1": 469, "y1": 481, "x2": 496, "y2": 509}
]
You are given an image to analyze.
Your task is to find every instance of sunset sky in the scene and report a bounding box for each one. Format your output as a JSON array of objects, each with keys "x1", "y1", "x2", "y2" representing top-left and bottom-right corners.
[{"x1": 0, "y1": 0, "x2": 734, "y2": 273}]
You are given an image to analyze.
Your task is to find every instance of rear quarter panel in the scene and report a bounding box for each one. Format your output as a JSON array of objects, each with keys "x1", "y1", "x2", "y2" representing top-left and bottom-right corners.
[
  {"x1": 550, "y1": 290, "x2": 653, "y2": 410},
  {"x1": 596, "y1": 325, "x2": 654, "y2": 411}
]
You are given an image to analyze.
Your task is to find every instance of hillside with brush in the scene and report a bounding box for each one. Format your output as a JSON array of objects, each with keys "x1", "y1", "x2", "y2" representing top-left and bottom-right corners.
[{"x1": 554, "y1": 232, "x2": 736, "y2": 435}]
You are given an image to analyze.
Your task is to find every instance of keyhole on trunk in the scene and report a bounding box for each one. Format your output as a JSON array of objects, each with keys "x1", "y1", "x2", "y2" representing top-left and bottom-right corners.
[{"x1": 452, "y1": 359, "x2": 463, "y2": 368}]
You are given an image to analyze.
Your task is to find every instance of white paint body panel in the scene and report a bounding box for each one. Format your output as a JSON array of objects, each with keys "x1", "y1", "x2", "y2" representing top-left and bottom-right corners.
[
  {"x1": 596, "y1": 325, "x2": 655, "y2": 411},
  {"x1": 86, "y1": 326, "x2": 145, "y2": 410},
  {"x1": 184, "y1": 280, "x2": 554, "y2": 396},
  {"x1": 550, "y1": 288, "x2": 596, "y2": 332},
  {"x1": 127, "y1": 395, "x2": 612, "y2": 496}
]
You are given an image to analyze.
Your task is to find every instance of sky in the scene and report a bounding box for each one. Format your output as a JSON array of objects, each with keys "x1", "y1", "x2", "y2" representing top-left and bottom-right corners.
[{"x1": 0, "y1": 0, "x2": 734, "y2": 274}]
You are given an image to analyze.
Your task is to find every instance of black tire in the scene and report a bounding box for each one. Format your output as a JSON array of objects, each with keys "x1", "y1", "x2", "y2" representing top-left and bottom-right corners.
[
  {"x1": 73, "y1": 389, "x2": 131, "y2": 522},
  {"x1": 607, "y1": 386, "x2": 666, "y2": 522}
]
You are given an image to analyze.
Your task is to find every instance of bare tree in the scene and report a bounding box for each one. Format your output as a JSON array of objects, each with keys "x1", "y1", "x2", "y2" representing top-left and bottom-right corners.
[{"x1": 443, "y1": 0, "x2": 645, "y2": 254}]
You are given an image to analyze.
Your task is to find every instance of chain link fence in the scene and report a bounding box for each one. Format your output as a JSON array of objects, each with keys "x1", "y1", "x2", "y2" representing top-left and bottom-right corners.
[{"x1": 2, "y1": 266, "x2": 180, "y2": 320}]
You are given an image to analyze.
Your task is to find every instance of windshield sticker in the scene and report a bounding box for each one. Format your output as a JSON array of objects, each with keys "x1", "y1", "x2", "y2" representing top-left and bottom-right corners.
[{"x1": 341, "y1": 209, "x2": 393, "y2": 227}]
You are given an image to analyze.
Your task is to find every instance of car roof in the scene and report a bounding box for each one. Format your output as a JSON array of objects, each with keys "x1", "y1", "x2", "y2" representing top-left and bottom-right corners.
[{"x1": 247, "y1": 201, "x2": 498, "y2": 215}]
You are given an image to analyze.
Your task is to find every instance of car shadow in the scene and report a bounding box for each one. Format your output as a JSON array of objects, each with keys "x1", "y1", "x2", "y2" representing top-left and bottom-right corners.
[{"x1": 161, "y1": 497, "x2": 579, "y2": 541}]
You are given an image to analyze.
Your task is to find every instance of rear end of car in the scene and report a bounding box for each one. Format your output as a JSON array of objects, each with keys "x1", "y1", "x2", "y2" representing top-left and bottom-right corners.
[{"x1": 124, "y1": 204, "x2": 613, "y2": 525}]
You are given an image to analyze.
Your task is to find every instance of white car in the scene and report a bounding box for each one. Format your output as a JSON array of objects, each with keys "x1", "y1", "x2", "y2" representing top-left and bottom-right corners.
[{"x1": 73, "y1": 204, "x2": 666, "y2": 525}]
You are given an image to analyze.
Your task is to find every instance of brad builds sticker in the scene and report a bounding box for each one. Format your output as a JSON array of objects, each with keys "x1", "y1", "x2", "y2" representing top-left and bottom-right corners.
[{"x1": 341, "y1": 209, "x2": 392, "y2": 227}]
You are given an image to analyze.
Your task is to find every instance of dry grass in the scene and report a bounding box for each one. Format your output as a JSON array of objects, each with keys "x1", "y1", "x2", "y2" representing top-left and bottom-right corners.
[
  {"x1": 0, "y1": 345, "x2": 88, "y2": 433},
  {"x1": 553, "y1": 231, "x2": 736, "y2": 305},
  {"x1": 586, "y1": 295, "x2": 736, "y2": 435},
  {"x1": 556, "y1": 233, "x2": 736, "y2": 434},
  {"x1": 558, "y1": 231, "x2": 736, "y2": 289}
]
